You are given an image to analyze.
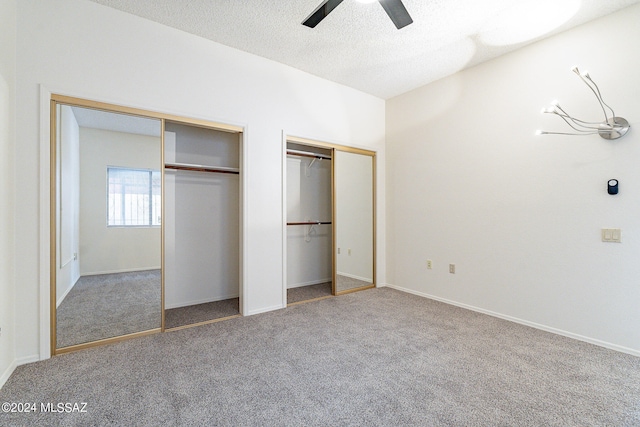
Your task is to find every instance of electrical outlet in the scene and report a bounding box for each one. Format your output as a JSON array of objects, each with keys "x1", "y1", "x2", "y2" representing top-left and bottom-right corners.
[
  {"x1": 427, "y1": 259, "x2": 432, "y2": 269},
  {"x1": 601, "y1": 228, "x2": 621, "y2": 243},
  {"x1": 449, "y1": 264, "x2": 456, "y2": 274},
  {"x1": 348, "y1": 249, "x2": 352, "y2": 256}
]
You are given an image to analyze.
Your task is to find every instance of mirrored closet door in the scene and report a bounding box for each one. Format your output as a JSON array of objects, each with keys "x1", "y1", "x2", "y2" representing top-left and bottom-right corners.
[
  {"x1": 334, "y1": 149, "x2": 375, "y2": 294},
  {"x1": 51, "y1": 95, "x2": 244, "y2": 354},
  {"x1": 52, "y1": 99, "x2": 162, "y2": 352}
]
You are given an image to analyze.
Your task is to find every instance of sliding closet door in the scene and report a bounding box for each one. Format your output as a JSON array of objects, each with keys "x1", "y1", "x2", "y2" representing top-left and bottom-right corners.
[
  {"x1": 51, "y1": 98, "x2": 162, "y2": 354},
  {"x1": 163, "y1": 122, "x2": 241, "y2": 329},
  {"x1": 51, "y1": 94, "x2": 246, "y2": 355},
  {"x1": 334, "y1": 149, "x2": 375, "y2": 293},
  {"x1": 284, "y1": 138, "x2": 376, "y2": 300}
]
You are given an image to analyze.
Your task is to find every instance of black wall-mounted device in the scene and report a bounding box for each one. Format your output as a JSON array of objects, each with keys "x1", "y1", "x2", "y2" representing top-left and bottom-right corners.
[{"x1": 607, "y1": 179, "x2": 619, "y2": 195}]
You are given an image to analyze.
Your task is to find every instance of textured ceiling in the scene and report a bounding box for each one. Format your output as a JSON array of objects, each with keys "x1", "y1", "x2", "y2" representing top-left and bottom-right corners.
[{"x1": 86, "y1": 0, "x2": 640, "y2": 99}]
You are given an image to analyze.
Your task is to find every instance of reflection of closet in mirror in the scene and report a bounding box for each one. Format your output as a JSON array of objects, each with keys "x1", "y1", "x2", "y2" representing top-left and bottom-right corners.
[
  {"x1": 164, "y1": 122, "x2": 241, "y2": 329},
  {"x1": 286, "y1": 142, "x2": 333, "y2": 304},
  {"x1": 53, "y1": 99, "x2": 162, "y2": 352},
  {"x1": 334, "y1": 150, "x2": 375, "y2": 293}
]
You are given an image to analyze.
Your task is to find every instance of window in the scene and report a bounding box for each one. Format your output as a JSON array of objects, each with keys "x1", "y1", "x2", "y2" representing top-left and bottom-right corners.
[{"x1": 107, "y1": 167, "x2": 161, "y2": 227}]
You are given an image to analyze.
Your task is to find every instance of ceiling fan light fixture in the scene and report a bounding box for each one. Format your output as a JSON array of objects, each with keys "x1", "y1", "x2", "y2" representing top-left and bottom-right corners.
[{"x1": 302, "y1": 0, "x2": 413, "y2": 29}]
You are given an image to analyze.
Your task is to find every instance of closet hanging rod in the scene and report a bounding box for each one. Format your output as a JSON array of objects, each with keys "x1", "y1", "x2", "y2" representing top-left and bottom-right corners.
[
  {"x1": 287, "y1": 221, "x2": 332, "y2": 226},
  {"x1": 286, "y1": 149, "x2": 332, "y2": 160},
  {"x1": 165, "y1": 162, "x2": 240, "y2": 175}
]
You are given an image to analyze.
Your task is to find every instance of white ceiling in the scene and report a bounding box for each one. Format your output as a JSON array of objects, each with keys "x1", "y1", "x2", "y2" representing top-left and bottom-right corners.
[{"x1": 87, "y1": 0, "x2": 640, "y2": 99}]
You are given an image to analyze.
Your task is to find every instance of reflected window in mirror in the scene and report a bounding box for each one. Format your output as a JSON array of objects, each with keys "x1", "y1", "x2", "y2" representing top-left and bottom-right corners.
[{"x1": 107, "y1": 167, "x2": 161, "y2": 227}]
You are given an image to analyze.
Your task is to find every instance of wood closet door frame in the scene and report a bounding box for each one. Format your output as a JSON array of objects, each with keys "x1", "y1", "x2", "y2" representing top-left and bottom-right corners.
[
  {"x1": 282, "y1": 134, "x2": 376, "y2": 306},
  {"x1": 48, "y1": 93, "x2": 244, "y2": 356}
]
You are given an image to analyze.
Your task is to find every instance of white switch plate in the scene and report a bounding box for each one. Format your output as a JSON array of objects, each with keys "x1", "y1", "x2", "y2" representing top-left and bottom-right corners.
[{"x1": 602, "y1": 228, "x2": 621, "y2": 243}]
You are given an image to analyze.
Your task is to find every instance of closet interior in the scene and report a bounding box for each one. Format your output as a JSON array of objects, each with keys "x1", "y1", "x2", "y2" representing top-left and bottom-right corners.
[
  {"x1": 286, "y1": 142, "x2": 334, "y2": 304},
  {"x1": 164, "y1": 121, "x2": 242, "y2": 329}
]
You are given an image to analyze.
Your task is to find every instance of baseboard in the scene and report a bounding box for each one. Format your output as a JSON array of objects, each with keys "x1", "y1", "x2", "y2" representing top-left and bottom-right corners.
[
  {"x1": 56, "y1": 276, "x2": 79, "y2": 308},
  {"x1": 337, "y1": 272, "x2": 372, "y2": 282},
  {"x1": 386, "y1": 284, "x2": 640, "y2": 358},
  {"x1": 0, "y1": 359, "x2": 17, "y2": 390},
  {"x1": 16, "y1": 355, "x2": 40, "y2": 365},
  {"x1": 0, "y1": 355, "x2": 41, "y2": 386},
  {"x1": 287, "y1": 278, "x2": 331, "y2": 289},
  {"x1": 165, "y1": 294, "x2": 240, "y2": 310},
  {"x1": 81, "y1": 267, "x2": 161, "y2": 276},
  {"x1": 246, "y1": 304, "x2": 285, "y2": 316}
]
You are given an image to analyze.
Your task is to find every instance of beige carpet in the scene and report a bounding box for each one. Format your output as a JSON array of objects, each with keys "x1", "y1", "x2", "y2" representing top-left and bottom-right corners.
[{"x1": 3, "y1": 288, "x2": 639, "y2": 426}]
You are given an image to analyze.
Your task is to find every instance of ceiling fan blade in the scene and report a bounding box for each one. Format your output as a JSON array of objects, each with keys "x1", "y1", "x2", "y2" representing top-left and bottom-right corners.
[
  {"x1": 378, "y1": 0, "x2": 413, "y2": 29},
  {"x1": 302, "y1": 0, "x2": 345, "y2": 28}
]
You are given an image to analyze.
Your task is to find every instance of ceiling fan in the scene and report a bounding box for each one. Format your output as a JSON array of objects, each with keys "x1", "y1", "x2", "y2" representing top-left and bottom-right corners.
[{"x1": 302, "y1": 0, "x2": 413, "y2": 30}]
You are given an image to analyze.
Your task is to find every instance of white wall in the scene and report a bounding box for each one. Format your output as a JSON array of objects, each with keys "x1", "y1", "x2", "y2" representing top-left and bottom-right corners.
[
  {"x1": 0, "y1": 0, "x2": 16, "y2": 388},
  {"x1": 386, "y1": 3, "x2": 640, "y2": 355},
  {"x1": 79, "y1": 127, "x2": 161, "y2": 275},
  {"x1": 287, "y1": 156, "x2": 332, "y2": 288},
  {"x1": 56, "y1": 105, "x2": 80, "y2": 305},
  {"x1": 15, "y1": 0, "x2": 385, "y2": 360}
]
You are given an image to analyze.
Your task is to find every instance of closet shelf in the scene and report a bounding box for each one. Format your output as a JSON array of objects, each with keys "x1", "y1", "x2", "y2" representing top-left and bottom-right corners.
[
  {"x1": 287, "y1": 221, "x2": 332, "y2": 226},
  {"x1": 165, "y1": 162, "x2": 240, "y2": 175}
]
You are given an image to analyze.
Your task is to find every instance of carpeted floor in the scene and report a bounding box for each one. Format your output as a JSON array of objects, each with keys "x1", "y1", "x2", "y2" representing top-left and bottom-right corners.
[
  {"x1": 165, "y1": 298, "x2": 240, "y2": 329},
  {"x1": 3, "y1": 288, "x2": 639, "y2": 426},
  {"x1": 56, "y1": 270, "x2": 162, "y2": 348},
  {"x1": 287, "y1": 282, "x2": 332, "y2": 304}
]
